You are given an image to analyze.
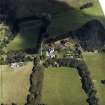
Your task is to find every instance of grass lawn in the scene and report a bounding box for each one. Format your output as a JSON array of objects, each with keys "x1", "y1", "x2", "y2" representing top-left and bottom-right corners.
[
  {"x1": 41, "y1": 67, "x2": 88, "y2": 105},
  {"x1": 7, "y1": 30, "x2": 39, "y2": 51},
  {"x1": 83, "y1": 52, "x2": 105, "y2": 105},
  {"x1": 0, "y1": 63, "x2": 32, "y2": 105}
]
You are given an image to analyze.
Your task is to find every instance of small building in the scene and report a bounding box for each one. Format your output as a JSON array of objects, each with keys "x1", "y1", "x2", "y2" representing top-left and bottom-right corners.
[
  {"x1": 46, "y1": 47, "x2": 55, "y2": 58},
  {"x1": 11, "y1": 63, "x2": 19, "y2": 69},
  {"x1": 11, "y1": 62, "x2": 24, "y2": 69}
]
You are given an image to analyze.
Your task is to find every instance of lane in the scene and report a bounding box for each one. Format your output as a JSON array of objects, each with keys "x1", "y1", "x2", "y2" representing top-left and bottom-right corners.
[{"x1": 99, "y1": 0, "x2": 105, "y2": 15}]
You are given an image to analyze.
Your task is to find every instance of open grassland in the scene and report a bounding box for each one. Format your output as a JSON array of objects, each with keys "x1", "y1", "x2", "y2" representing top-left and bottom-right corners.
[
  {"x1": 0, "y1": 63, "x2": 32, "y2": 105},
  {"x1": 83, "y1": 52, "x2": 105, "y2": 105},
  {"x1": 41, "y1": 67, "x2": 88, "y2": 105}
]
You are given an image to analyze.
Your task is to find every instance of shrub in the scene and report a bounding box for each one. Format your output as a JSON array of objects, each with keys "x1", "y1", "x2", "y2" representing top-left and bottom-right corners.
[
  {"x1": 80, "y1": 2, "x2": 93, "y2": 9},
  {"x1": 0, "y1": 57, "x2": 5, "y2": 65},
  {"x1": 25, "y1": 56, "x2": 33, "y2": 62},
  {"x1": 6, "y1": 50, "x2": 25, "y2": 64},
  {"x1": 27, "y1": 56, "x2": 44, "y2": 105}
]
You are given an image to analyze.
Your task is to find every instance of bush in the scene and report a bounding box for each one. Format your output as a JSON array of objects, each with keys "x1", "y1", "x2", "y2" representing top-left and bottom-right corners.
[
  {"x1": 26, "y1": 94, "x2": 34, "y2": 105},
  {"x1": 0, "y1": 49, "x2": 5, "y2": 55},
  {"x1": 6, "y1": 50, "x2": 25, "y2": 64},
  {"x1": 0, "y1": 57, "x2": 5, "y2": 65},
  {"x1": 101, "y1": 47, "x2": 105, "y2": 53},
  {"x1": 80, "y1": 2, "x2": 93, "y2": 9},
  {"x1": 25, "y1": 56, "x2": 33, "y2": 62},
  {"x1": 43, "y1": 60, "x2": 49, "y2": 68},
  {"x1": 27, "y1": 57, "x2": 44, "y2": 105}
]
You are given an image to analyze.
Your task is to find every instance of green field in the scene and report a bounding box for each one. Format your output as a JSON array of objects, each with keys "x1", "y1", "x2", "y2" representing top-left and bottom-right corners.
[
  {"x1": 0, "y1": 63, "x2": 32, "y2": 105},
  {"x1": 0, "y1": 53, "x2": 105, "y2": 105},
  {"x1": 0, "y1": 66, "x2": 88, "y2": 105},
  {"x1": 0, "y1": 65, "x2": 88, "y2": 105},
  {"x1": 83, "y1": 52, "x2": 105, "y2": 105},
  {"x1": 41, "y1": 53, "x2": 105, "y2": 105},
  {"x1": 41, "y1": 67, "x2": 88, "y2": 105},
  {"x1": 7, "y1": 30, "x2": 39, "y2": 51},
  {"x1": 6, "y1": 0, "x2": 105, "y2": 51},
  {"x1": 0, "y1": 0, "x2": 105, "y2": 105}
]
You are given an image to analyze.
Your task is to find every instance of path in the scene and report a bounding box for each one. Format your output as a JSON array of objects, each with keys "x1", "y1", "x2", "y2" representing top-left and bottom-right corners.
[{"x1": 99, "y1": 0, "x2": 105, "y2": 15}]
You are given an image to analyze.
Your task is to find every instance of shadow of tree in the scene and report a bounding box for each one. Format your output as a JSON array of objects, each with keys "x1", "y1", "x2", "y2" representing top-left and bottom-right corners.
[{"x1": 6, "y1": 0, "x2": 105, "y2": 51}]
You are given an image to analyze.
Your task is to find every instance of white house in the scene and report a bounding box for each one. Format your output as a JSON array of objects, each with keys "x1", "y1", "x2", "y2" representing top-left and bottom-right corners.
[{"x1": 46, "y1": 47, "x2": 55, "y2": 58}]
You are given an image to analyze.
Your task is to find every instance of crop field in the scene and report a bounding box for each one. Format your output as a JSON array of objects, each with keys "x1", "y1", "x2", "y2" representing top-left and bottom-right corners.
[{"x1": 0, "y1": 63, "x2": 32, "y2": 105}]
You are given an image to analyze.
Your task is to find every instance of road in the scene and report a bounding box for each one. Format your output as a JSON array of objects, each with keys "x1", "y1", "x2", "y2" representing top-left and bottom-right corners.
[{"x1": 99, "y1": 0, "x2": 105, "y2": 15}]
